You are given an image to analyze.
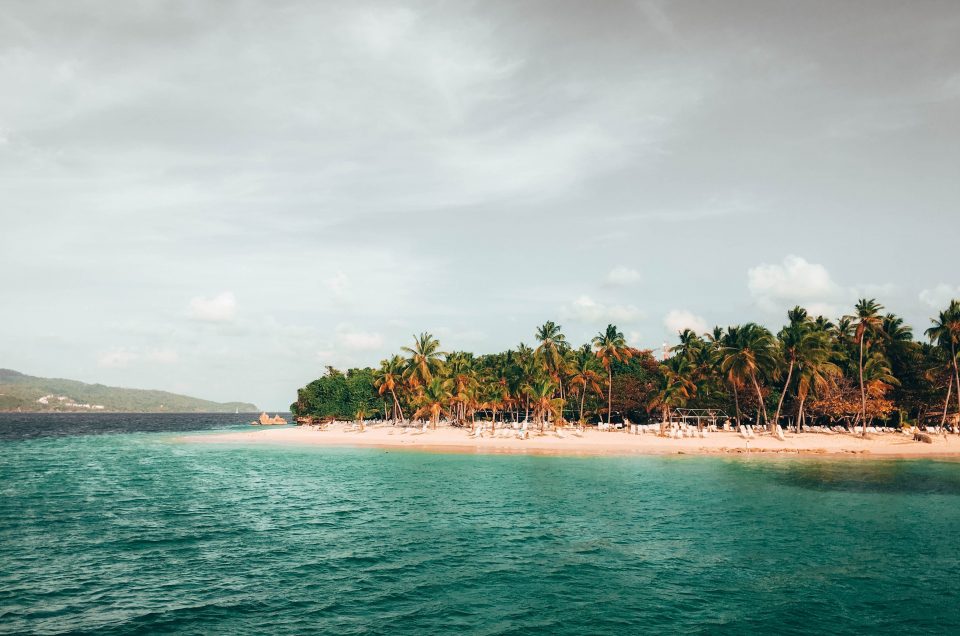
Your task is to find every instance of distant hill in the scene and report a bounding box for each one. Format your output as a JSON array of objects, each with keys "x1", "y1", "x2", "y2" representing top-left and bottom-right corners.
[{"x1": 0, "y1": 369, "x2": 257, "y2": 413}]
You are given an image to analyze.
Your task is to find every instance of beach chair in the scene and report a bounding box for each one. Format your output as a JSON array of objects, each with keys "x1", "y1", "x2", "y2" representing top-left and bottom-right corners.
[
  {"x1": 775, "y1": 424, "x2": 785, "y2": 441},
  {"x1": 555, "y1": 428, "x2": 566, "y2": 439},
  {"x1": 739, "y1": 425, "x2": 750, "y2": 439}
]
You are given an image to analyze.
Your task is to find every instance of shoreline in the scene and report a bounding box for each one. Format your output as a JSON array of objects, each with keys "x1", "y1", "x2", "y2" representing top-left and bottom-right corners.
[{"x1": 177, "y1": 423, "x2": 960, "y2": 460}]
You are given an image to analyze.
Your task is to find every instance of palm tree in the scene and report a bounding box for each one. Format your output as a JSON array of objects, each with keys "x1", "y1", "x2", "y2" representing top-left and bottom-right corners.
[
  {"x1": 535, "y1": 321, "x2": 569, "y2": 400},
  {"x1": 672, "y1": 328, "x2": 705, "y2": 363},
  {"x1": 568, "y1": 344, "x2": 604, "y2": 423},
  {"x1": 592, "y1": 324, "x2": 632, "y2": 425},
  {"x1": 402, "y1": 332, "x2": 446, "y2": 389},
  {"x1": 413, "y1": 377, "x2": 453, "y2": 429},
  {"x1": 374, "y1": 355, "x2": 406, "y2": 422},
  {"x1": 794, "y1": 333, "x2": 841, "y2": 431},
  {"x1": 720, "y1": 323, "x2": 780, "y2": 429},
  {"x1": 446, "y1": 351, "x2": 478, "y2": 424},
  {"x1": 926, "y1": 299, "x2": 960, "y2": 424},
  {"x1": 847, "y1": 299, "x2": 884, "y2": 435},
  {"x1": 527, "y1": 377, "x2": 563, "y2": 430},
  {"x1": 649, "y1": 356, "x2": 697, "y2": 435},
  {"x1": 772, "y1": 307, "x2": 807, "y2": 427}
]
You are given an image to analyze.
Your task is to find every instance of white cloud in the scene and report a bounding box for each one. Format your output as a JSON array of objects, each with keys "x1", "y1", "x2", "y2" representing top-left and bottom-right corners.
[
  {"x1": 747, "y1": 255, "x2": 842, "y2": 313},
  {"x1": 325, "y1": 271, "x2": 350, "y2": 297},
  {"x1": 336, "y1": 328, "x2": 384, "y2": 351},
  {"x1": 627, "y1": 330, "x2": 644, "y2": 347},
  {"x1": 605, "y1": 266, "x2": 642, "y2": 286},
  {"x1": 920, "y1": 284, "x2": 960, "y2": 308},
  {"x1": 188, "y1": 291, "x2": 237, "y2": 322},
  {"x1": 663, "y1": 309, "x2": 707, "y2": 335},
  {"x1": 563, "y1": 295, "x2": 643, "y2": 324}
]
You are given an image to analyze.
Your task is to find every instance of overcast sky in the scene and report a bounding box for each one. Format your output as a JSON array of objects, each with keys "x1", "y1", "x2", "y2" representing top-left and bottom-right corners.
[{"x1": 2, "y1": 1, "x2": 959, "y2": 409}]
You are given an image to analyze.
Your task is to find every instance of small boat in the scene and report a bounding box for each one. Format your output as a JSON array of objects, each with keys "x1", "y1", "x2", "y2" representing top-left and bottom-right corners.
[{"x1": 251, "y1": 412, "x2": 288, "y2": 426}]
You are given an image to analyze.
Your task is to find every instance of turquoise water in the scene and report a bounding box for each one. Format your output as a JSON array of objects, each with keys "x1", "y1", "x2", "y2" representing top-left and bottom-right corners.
[{"x1": 2, "y1": 423, "x2": 960, "y2": 633}]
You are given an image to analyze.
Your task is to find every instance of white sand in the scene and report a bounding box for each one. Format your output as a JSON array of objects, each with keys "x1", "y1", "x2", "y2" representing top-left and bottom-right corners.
[{"x1": 177, "y1": 422, "x2": 960, "y2": 458}]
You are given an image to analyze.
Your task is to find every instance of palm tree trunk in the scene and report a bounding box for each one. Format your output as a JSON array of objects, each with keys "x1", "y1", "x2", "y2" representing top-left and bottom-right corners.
[
  {"x1": 607, "y1": 366, "x2": 613, "y2": 425},
  {"x1": 858, "y1": 334, "x2": 867, "y2": 437},
  {"x1": 579, "y1": 386, "x2": 586, "y2": 422},
  {"x1": 751, "y1": 373, "x2": 767, "y2": 429},
  {"x1": 797, "y1": 394, "x2": 806, "y2": 432},
  {"x1": 952, "y1": 341, "x2": 960, "y2": 424},
  {"x1": 941, "y1": 380, "x2": 953, "y2": 431},
  {"x1": 732, "y1": 381, "x2": 741, "y2": 426},
  {"x1": 773, "y1": 360, "x2": 794, "y2": 429},
  {"x1": 391, "y1": 389, "x2": 405, "y2": 423}
]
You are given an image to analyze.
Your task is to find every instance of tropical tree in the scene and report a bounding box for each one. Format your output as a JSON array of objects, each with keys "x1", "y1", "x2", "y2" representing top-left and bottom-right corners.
[
  {"x1": 592, "y1": 324, "x2": 633, "y2": 425},
  {"x1": 374, "y1": 355, "x2": 406, "y2": 422},
  {"x1": 847, "y1": 299, "x2": 885, "y2": 435},
  {"x1": 402, "y1": 332, "x2": 446, "y2": 389},
  {"x1": 649, "y1": 356, "x2": 697, "y2": 434},
  {"x1": 413, "y1": 377, "x2": 453, "y2": 429},
  {"x1": 926, "y1": 299, "x2": 960, "y2": 424},
  {"x1": 772, "y1": 307, "x2": 807, "y2": 427},
  {"x1": 720, "y1": 323, "x2": 780, "y2": 429},
  {"x1": 527, "y1": 377, "x2": 563, "y2": 429},
  {"x1": 567, "y1": 344, "x2": 602, "y2": 423},
  {"x1": 535, "y1": 321, "x2": 569, "y2": 400},
  {"x1": 793, "y1": 326, "x2": 841, "y2": 431}
]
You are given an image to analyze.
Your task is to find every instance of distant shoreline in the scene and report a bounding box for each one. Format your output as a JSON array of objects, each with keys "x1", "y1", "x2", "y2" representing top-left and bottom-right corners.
[
  {"x1": 178, "y1": 423, "x2": 960, "y2": 459},
  {"x1": 0, "y1": 410, "x2": 270, "y2": 415}
]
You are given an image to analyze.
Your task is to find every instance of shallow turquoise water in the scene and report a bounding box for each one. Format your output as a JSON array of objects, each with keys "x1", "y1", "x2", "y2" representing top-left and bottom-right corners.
[{"x1": 2, "y1": 426, "x2": 960, "y2": 634}]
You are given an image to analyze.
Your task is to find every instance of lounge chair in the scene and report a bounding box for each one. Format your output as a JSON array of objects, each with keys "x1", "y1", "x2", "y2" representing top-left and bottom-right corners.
[{"x1": 775, "y1": 424, "x2": 785, "y2": 441}]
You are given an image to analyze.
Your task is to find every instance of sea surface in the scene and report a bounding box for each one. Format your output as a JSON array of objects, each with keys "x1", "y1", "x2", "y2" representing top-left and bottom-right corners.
[{"x1": 2, "y1": 413, "x2": 959, "y2": 635}]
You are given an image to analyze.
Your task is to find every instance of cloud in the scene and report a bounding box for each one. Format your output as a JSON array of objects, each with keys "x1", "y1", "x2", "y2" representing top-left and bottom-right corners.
[
  {"x1": 747, "y1": 255, "x2": 842, "y2": 313},
  {"x1": 919, "y1": 284, "x2": 960, "y2": 308},
  {"x1": 563, "y1": 295, "x2": 643, "y2": 324},
  {"x1": 605, "y1": 266, "x2": 642, "y2": 286},
  {"x1": 663, "y1": 309, "x2": 707, "y2": 335},
  {"x1": 325, "y1": 271, "x2": 350, "y2": 297},
  {"x1": 188, "y1": 291, "x2": 237, "y2": 322},
  {"x1": 336, "y1": 328, "x2": 384, "y2": 351}
]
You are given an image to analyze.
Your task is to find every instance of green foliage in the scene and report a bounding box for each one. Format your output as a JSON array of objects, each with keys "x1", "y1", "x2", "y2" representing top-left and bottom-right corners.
[{"x1": 292, "y1": 366, "x2": 380, "y2": 419}]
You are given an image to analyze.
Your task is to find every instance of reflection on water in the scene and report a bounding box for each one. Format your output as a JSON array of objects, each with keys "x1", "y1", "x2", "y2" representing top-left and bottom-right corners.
[{"x1": 737, "y1": 458, "x2": 960, "y2": 495}]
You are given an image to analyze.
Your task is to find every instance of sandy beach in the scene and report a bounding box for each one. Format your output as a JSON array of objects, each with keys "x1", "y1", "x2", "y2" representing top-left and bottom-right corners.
[{"x1": 178, "y1": 423, "x2": 960, "y2": 458}]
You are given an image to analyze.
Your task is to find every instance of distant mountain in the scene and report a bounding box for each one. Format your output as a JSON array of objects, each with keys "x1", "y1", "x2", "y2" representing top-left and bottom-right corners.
[{"x1": 0, "y1": 369, "x2": 257, "y2": 413}]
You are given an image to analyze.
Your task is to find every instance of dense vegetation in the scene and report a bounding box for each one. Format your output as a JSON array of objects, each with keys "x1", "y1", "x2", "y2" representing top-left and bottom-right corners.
[
  {"x1": 292, "y1": 299, "x2": 960, "y2": 433},
  {"x1": 0, "y1": 369, "x2": 257, "y2": 413}
]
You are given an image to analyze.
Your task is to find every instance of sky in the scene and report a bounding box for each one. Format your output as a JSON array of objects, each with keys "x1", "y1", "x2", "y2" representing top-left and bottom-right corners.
[{"x1": 2, "y1": 1, "x2": 959, "y2": 410}]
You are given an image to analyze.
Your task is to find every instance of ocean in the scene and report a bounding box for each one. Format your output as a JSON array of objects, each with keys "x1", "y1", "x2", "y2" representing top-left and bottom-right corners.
[{"x1": 1, "y1": 413, "x2": 959, "y2": 634}]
